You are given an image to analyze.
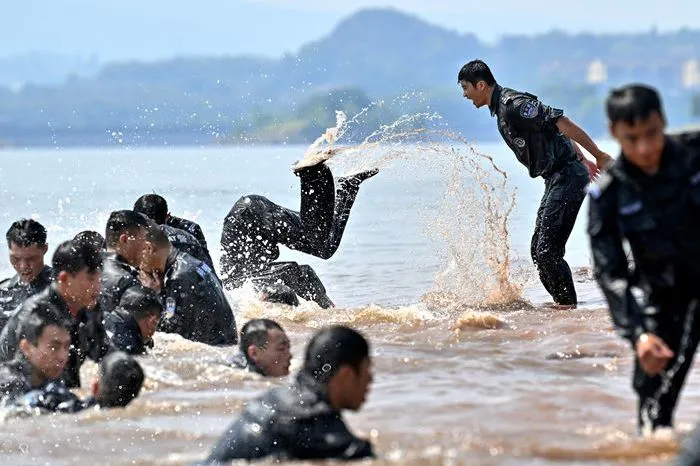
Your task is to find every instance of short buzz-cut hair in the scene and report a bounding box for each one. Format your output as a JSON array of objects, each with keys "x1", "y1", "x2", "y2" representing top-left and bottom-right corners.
[
  {"x1": 605, "y1": 84, "x2": 666, "y2": 126},
  {"x1": 458, "y1": 59, "x2": 497, "y2": 87},
  {"x1": 6, "y1": 219, "x2": 47, "y2": 248}
]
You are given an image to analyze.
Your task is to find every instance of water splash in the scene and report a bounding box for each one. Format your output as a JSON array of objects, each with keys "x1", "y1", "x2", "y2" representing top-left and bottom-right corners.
[{"x1": 297, "y1": 103, "x2": 525, "y2": 309}]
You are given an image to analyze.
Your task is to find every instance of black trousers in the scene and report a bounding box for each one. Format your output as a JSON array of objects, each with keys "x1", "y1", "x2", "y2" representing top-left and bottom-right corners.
[
  {"x1": 220, "y1": 164, "x2": 360, "y2": 308},
  {"x1": 634, "y1": 300, "x2": 700, "y2": 432},
  {"x1": 530, "y1": 161, "x2": 589, "y2": 305}
]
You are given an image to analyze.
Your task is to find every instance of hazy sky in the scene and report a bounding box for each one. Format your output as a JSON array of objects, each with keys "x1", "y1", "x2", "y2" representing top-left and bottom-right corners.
[{"x1": 4, "y1": 0, "x2": 700, "y2": 62}]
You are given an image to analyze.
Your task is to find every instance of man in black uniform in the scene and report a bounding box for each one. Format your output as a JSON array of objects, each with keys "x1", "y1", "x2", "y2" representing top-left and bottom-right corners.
[
  {"x1": 201, "y1": 325, "x2": 374, "y2": 464},
  {"x1": 0, "y1": 305, "x2": 72, "y2": 406},
  {"x1": 458, "y1": 59, "x2": 612, "y2": 307},
  {"x1": 0, "y1": 240, "x2": 111, "y2": 388},
  {"x1": 227, "y1": 318, "x2": 291, "y2": 377},
  {"x1": 220, "y1": 159, "x2": 377, "y2": 309},
  {"x1": 0, "y1": 219, "x2": 52, "y2": 326},
  {"x1": 104, "y1": 285, "x2": 161, "y2": 355},
  {"x1": 588, "y1": 84, "x2": 700, "y2": 433},
  {"x1": 134, "y1": 194, "x2": 214, "y2": 269},
  {"x1": 100, "y1": 210, "x2": 151, "y2": 314},
  {"x1": 140, "y1": 226, "x2": 237, "y2": 346}
]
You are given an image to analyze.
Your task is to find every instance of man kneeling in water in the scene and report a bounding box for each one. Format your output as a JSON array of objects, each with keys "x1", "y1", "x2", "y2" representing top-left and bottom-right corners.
[
  {"x1": 227, "y1": 319, "x2": 291, "y2": 377},
  {"x1": 201, "y1": 325, "x2": 374, "y2": 464},
  {"x1": 220, "y1": 153, "x2": 377, "y2": 308}
]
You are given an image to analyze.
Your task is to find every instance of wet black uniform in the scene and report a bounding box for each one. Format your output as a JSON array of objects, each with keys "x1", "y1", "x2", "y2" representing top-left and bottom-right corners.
[
  {"x1": 104, "y1": 308, "x2": 149, "y2": 355},
  {"x1": 588, "y1": 134, "x2": 700, "y2": 431},
  {"x1": 167, "y1": 214, "x2": 208, "y2": 251},
  {"x1": 158, "y1": 249, "x2": 237, "y2": 346},
  {"x1": 99, "y1": 253, "x2": 141, "y2": 314},
  {"x1": 201, "y1": 371, "x2": 374, "y2": 464},
  {"x1": 0, "y1": 285, "x2": 112, "y2": 388},
  {"x1": 490, "y1": 84, "x2": 589, "y2": 305},
  {"x1": 220, "y1": 164, "x2": 364, "y2": 308},
  {"x1": 0, "y1": 265, "x2": 52, "y2": 329},
  {"x1": 161, "y1": 224, "x2": 215, "y2": 270}
]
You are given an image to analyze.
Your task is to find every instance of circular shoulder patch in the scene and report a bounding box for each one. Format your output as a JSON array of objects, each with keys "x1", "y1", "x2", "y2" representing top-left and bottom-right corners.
[{"x1": 519, "y1": 101, "x2": 539, "y2": 119}]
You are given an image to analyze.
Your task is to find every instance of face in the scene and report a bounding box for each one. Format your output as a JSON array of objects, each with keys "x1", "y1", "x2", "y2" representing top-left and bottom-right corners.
[
  {"x1": 138, "y1": 313, "x2": 160, "y2": 340},
  {"x1": 610, "y1": 112, "x2": 666, "y2": 174},
  {"x1": 119, "y1": 227, "x2": 147, "y2": 266},
  {"x1": 338, "y1": 357, "x2": 373, "y2": 411},
  {"x1": 59, "y1": 269, "x2": 101, "y2": 310},
  {"x1": 20, "y1": 325, "x2": 71, "y2": 381},
  {"x1": 8, "y1": 242, "x2": 48, "y2": 284},
  {"x1": 460, "y1": 80, "x2": 489, "y2": 108},
  {"x1": 249, "y1": 329, "x2": 292, "y2": 377},
  {"x1": 140, "y1": 241, "x2": 169, "y2": 275}
]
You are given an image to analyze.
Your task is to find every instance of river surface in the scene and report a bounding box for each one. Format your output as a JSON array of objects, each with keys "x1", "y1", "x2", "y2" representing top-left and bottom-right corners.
[{"x1": 0, "y1": 141, "x2": 696, "y2": 465}]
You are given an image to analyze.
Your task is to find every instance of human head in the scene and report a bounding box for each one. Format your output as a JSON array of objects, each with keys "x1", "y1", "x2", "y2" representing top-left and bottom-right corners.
[
  {"x1": 73, "y1": 230, "x2": 106, "y2": 252},
  {"x1": 140, "y1": 225, "x2": 171, "y2": 275},
  {"x1": 458, "y1": 59, "x2": 497, "y2": 108},
  {"x1": 133, "y1": 194, "x2": 168, "y2": 225},
  {"x1": 92, "y1": 351, "x2": 145, "y2": 408},
  {"x1": 606, "y1": 84, "x2": 667, "y2": 174},
  {"x1": 118, "y1": 285, "x2": 162, "y2": 341},
  {"x1": 302, "y1": 326, "x2": 372, "y2": 411},
  {"x1": 6, "y1": 219, "x2": 48, "y2": 284},
  {"x1": 239, "y1": 319, "x2": 291, "y2": 377},
  {"x1": 104, "y1": 210, "x2": 150, "y2": 266},
  {"x1": 52, "y1": 240, "x2": 102, "y2": 312},
  {"x1": 19, "y1": 305, "x2": 72, "y2": 382}
]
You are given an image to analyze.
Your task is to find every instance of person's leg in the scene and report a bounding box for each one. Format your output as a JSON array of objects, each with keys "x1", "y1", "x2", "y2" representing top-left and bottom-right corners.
[{"x1": 532, "y1": 164, "x2": 588, "y2": 305}]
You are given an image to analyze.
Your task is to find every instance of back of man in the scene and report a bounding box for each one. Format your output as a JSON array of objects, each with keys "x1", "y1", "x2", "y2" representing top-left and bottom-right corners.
[
  {"x1": 161, "y1": 224, "x2": 214, "y2": 270},
  {"x1": 161, "y1": 249, "x2": 237, "y2": 346},
  {"x1": 167, "y1": 214, "x2": 208, "y2": 250}
]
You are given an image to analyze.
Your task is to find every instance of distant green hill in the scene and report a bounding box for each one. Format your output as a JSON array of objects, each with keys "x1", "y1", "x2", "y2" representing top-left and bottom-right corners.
[{"x1": 1, "y1": 8, "x2": 699, "y2": 147}]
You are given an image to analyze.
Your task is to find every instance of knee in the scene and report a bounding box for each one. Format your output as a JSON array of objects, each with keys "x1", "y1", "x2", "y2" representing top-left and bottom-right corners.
[{"x1": 532, "y1": 243, "x2": 562, "y2": 267}]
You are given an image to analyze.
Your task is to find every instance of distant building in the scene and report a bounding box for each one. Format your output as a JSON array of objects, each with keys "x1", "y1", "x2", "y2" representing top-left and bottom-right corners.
[
  {"x1": 683, "y1": 59, "x2": 700, "y2": 88},
  {"x1": 587, "y1": 59, "x2": 608, "y2": 84}
]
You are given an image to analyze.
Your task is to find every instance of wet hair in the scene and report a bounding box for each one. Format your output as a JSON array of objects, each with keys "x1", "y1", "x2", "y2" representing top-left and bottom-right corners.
[
  {"x1": 302, "y1": 326, "x2": 370, "y2": 384},
  {"x1": 51, "y1": 239, "x2": 103, "y2": 276},
  {"x1": 104, "y1": 210, "x2": 150, "y2": 249},
  {"x1": 21, "y1": 304, "x2": 72, "y2": 346},
  {"x1": 96, "y1": 351, "x2": 145, "y2": 408},
  {"x1": 239, "y1": 319, "x2": 284, "y2": 362},
  {"x1": 118, "y1": 285, "x2": 163, "y2": 321},
  {"x1": 134, "y1": 194, "x2": 168, "y2": 225},
  {"x1": 458, "y1": 59, "x2": 497, "y2": 87},
  {"x1": 6, "y1": 219, "x2": 47, "y2": 248},
  {"x1": 606, "y1": 84, "x2": 666, "y2": 126},
  {"x1": 73, "y1": 230, "x2": 106, "y2": 252},
  {"x1": 145, "y1": 224, "x2": 171, "y2": 248}
]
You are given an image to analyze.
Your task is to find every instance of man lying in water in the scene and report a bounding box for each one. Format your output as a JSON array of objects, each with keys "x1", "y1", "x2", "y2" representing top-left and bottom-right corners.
[
  {"x1": 201, "y1": 325, "x2": 374, "y2": 464},
  {"x1": 220, "y1": 151, "x2": 377, "y2": 309},
  {"x1": 227, "y1": 319, "x2": 291, "y2": 377}
]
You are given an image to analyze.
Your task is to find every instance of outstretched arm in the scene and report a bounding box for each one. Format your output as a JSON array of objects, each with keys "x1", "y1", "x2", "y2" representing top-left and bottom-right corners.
[{"x1": 557, "y1": 116, "x2": 613, "y2": 170}]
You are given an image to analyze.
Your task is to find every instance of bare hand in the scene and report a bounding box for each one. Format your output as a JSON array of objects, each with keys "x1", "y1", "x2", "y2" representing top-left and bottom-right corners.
[
  {"x1": 583, "y1": 158, "x2": 599, "y2": 181},
  {"x1": 636, "y1": 333, "x2": 674, "y2": 376},
  {"x1": 139, "y1": 269, "x2": 163, "y2": 293},
  {"x1": 595, "y1": 151, "x2": 614, "y2": 170}
]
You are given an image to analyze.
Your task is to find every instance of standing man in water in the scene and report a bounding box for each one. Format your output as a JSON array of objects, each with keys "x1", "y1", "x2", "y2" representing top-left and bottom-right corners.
[
  {"x1": 458, "y1": 59, "x2": 612, "y2": 308},
  {"x1": 589, "y1": 84, "x2": 700, "y2": 434}
]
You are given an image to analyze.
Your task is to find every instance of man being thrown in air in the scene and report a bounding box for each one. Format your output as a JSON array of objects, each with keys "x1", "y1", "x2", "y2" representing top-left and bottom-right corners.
[{"x1": 220, "y1": 152, "x2": 377, "y2": 309}]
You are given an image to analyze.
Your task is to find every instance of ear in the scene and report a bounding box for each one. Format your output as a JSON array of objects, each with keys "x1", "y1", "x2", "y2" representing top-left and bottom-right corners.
[
  {"x1": 246, "y1": 345, "x2": 258, "y2": 362},
  {"x1": 118, "y1": 232, "x2": 130, "y2": 245},
  {"x1": 18, "y1": 338, "x2": 32, "y2": 358},
  {"x1": 476, "y1": 80, "x2": 486, "y2": 92},
  {"x1": 91, "y1": 376, "x2": 100, "y2": 397},
  {"x1": 40, "y1": 244, "x2": 49, "y2": 254},
  {"x1": 56, "y1": 270, "x2": 71, "y2": 285},
  {"x1": 608, "y1": 121, "x2": 616, "y2": 138}
]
